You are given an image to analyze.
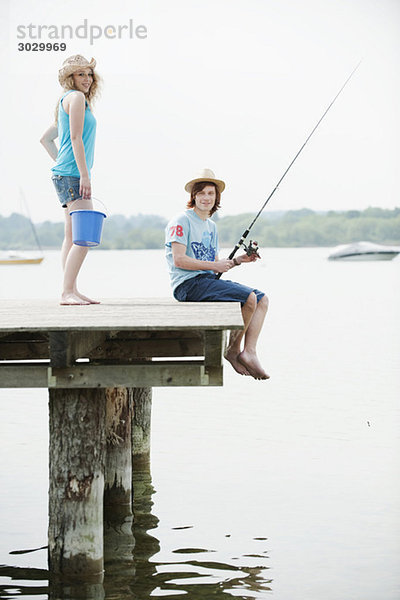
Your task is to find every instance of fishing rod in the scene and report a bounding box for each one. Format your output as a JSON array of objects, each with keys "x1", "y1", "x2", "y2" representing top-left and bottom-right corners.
[{"x1": 217, "y1": 60, "x2": 362, "y2": 278}]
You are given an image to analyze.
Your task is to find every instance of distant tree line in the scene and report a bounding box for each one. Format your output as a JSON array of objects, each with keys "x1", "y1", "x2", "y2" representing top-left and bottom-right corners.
[
  {"x1": 1, "y1": 207, "x2": 399, "y2": 250},
  {"x1": 217, "y1": 207, "x2": 400, "y2": 248}
]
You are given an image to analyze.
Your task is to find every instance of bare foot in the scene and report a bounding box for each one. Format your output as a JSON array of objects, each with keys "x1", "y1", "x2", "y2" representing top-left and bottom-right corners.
[
  {"x1": 60, "y1": 293, "x2": 90, "y2": 306},
  {"x1": 224, "y1": 348, "x2": 250, "y2": 375},
  {"x1": 238, "y1": 349, "x2": 270, "y2": 380},
  {"x1": 75, "y1": 291, "x2": 100, "y2": 304}
]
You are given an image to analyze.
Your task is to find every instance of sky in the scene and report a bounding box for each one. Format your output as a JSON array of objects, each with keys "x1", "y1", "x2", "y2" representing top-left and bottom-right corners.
[{"x1": 0, "y1": 0, "x2": 399, "y2": 222}]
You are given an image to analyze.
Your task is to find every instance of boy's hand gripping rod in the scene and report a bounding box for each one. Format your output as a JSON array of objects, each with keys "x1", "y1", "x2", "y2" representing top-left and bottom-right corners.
[{"x1": 216, "y1": 61, "x2": 362, "y2": 279}]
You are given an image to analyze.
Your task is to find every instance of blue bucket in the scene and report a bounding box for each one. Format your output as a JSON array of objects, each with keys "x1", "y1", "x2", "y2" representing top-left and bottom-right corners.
[{"x1": 70, "y1": 209, "x2": 107, "y2": 247}]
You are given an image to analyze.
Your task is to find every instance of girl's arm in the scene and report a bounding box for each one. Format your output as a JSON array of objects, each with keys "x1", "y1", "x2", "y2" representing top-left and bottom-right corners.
[
  {"x1": 68, "y1": 92, "x2": 91, "y2": 199},
  {"x1": 40, "y1": 125, "x2": 58, "y2": 161},
  {"x1": 172, "y1": 242, "x2": 234, "y2": 273}
]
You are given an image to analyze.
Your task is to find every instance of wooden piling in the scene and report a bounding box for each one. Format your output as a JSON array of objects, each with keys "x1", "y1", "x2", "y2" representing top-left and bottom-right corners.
[
  {"x1": 104, "y1": 387, "x2": 133, "y2": 507},
  {"x1": 132, "y1": 387, "x2": 152, "y2": 468},
  {"x1": 104, "y1": 388, "x2": 135, "y2": 571},
  {"x1": 48, "y1": 388, "x2": 106, "y2": 580}
]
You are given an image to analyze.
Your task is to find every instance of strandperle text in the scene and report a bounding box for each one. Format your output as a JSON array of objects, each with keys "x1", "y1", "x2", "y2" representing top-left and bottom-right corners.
[{"x1": 16, "y1": 19, "x2": 148, "y2": 46}]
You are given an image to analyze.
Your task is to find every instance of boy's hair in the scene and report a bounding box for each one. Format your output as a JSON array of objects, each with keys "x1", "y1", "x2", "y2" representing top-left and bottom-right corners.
[{"x1": 186, "y1": 181, "x2": 221, "y2": 216}]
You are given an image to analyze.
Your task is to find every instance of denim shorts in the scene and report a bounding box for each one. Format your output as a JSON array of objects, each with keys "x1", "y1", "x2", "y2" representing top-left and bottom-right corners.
[
  {"x1": 51, "y1": 175, "x2": 82, "y2": 207},
  {"x1": 173, "y1": 273, "x2": 265, "y2": 306}
]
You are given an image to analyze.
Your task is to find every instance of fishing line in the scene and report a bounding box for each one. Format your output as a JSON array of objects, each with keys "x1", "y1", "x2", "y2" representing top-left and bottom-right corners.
[{"x1": 217, "y1": 60, "x2": 362, "y2": 278}]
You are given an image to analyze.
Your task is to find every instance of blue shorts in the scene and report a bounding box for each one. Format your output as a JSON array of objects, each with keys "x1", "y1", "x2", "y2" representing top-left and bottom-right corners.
[
  {"x1": 173, "y1": 273, "x2": 265, "y2": 306},
  {"x1": 51, "y1": 175, "x2": 82, "y2": 208}
]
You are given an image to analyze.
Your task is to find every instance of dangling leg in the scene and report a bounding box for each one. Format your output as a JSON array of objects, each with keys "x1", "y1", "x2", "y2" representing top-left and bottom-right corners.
[
  {"x1": 238, "y1": 294, "x2": 269, "y2": 380},
  {"x1": 224, "y1": 292, "x2": 257, "y2": 375}
]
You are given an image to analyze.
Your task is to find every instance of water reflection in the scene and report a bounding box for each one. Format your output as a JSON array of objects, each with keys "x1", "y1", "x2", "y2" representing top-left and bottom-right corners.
[
  {"x1": 0, "y1": 464, "x2": 272, "y2": 600},
  {"x1": 103, "y1": 463, "x2": 160, "y2": 600}
]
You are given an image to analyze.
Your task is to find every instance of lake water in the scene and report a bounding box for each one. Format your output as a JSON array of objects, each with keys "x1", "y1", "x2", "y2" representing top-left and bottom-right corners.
[{"x1": 0, "y1": 248, "x2": 399, "y2": 600}]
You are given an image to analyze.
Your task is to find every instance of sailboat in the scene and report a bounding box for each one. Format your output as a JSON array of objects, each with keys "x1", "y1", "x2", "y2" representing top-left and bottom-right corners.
[
  {"x1": 0, "y1": 252, "x2": 44, "y2": 265},
  {"x1": 0, "y1": 190, "x2": 44, "y2": 265}
]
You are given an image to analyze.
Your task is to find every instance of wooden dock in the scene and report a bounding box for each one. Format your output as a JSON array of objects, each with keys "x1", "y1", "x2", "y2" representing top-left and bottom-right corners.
[
  {"x1": 0, "y1": 298, "x2": 243, "y2": 582},
  {"x1": 0, "y1": 298, "x2": 243, "y2": 388}
]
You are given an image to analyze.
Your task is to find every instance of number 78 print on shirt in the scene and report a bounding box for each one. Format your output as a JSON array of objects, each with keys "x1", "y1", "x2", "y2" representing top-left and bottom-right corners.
[{"x1": 166, "y1": 211, "x2": 218, "y2": 263}]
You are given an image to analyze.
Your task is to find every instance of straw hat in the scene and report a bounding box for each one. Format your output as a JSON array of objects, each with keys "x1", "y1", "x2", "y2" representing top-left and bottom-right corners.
[
  {"x1": 184, "y1": 168, "x2": 225, "y2": 194},
  {"x1": 58, "y1": 54, "x2": 96, "y2": 86}
]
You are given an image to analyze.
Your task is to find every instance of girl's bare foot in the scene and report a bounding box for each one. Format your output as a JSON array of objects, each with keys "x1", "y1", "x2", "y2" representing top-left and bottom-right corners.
[
  {"x1": 238, "y1": 349, "x2": 269, "y2": 380},
  {"x1": 224, "y1": 348, "x2": 250, "y2": 375},
  {"x1": 60, "y1": 293, "x2": 90, "y2": 306},
  {"x1": 75, "y1": 291, "x2": 100, "y2": 304}
]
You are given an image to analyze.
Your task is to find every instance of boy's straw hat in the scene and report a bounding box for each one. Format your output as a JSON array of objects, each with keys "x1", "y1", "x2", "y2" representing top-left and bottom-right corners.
[
  {"x1": 58, "y1": 55, "x2": 96, "y2": 86},
  {"x1": 184, "y1": 168, "x2": 225, "y2": 194}
]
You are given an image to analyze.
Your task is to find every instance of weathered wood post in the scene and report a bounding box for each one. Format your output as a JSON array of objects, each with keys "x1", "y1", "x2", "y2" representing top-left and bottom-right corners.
[
  {"x1": 131, "y1": 387, "x2": 152, "y2": 468},
  {"x1": 104, "y1": 388, "x2": 133, "y2": 506},
  {"x1": 102, "y1": 387, "x2": 152, "y2": 596},
  {"x1": 103, "y1": 387, "x2": 135, "y2": 572},
  {"x1": 48, "y1": 388, "x2": 106, "y2": 580}
]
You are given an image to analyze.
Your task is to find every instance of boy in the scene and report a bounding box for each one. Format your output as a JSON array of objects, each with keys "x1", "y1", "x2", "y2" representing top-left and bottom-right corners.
[{"x1": 165, "y1": 169, "x2": 269, "y2": 380}]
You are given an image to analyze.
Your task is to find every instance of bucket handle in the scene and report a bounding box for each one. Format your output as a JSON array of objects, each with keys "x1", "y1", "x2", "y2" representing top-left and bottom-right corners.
[{"x1": 91, "y1": 196, "x2": 108, "y2": 217}]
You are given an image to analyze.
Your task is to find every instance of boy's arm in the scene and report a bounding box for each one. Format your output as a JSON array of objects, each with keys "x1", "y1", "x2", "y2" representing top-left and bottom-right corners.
[
  {"x1": 214, "y1": 252, "x2": 258, "y2": 266},
  {"x1": 172, "y1": 242, "x2": 234, "y2": 273},
  {"x1": 233, "y1": 252, "x2": 259, "y2": 265}
]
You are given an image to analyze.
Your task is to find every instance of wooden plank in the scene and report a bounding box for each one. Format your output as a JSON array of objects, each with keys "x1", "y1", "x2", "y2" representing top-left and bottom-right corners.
[
  {"x1": 109, "y1": 330, "x2": 203, "y2": 340},
  {"x1": 0, "y1": 337, "x2": 203, "y2": 361},
  {"x1": 0, "y1": 331, "x2": 203, "y2": 360},
  {"x1": 0, "y1": 364, "x2": 49, "y2": 388},
  {"x1": 0, "y1": 332, "x2": 48, "y2": 341},
  {"x1": 49, "y1": 363, "x2": 212, "y2": 388},
  {"x1": 0, "y1": 299, "x2": 243, "y2": 333},
  {"x1": 49, "y1": 332, "x2": 74, "y2": 367},
  {"x1": 49, "y1": 332, "x2": 109, "y2": 367},
  {"x1": 0, "y1": 341, "x2": 48, "y2": 360},
  {"x1": 204, "y1": 330, "x2": 224, "y2": 368},
  {"x1": 0, "y1": 362, "x2": 223, "y2": 387},
  {"x1": 0, "y1": 332, "x2": 49, "y2": 359},
  {"x1": 203, "y1": 365, "x2": 223, "y2": 386},
  {"x1": 88, "y1": 337, "x2": 204, "y2": 360}
]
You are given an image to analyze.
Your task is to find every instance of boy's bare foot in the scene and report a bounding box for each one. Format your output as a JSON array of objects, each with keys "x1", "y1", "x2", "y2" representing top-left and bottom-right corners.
[
  {"x1": 224, "y1": 348, "x2": 250, "y2": 376},
  {"x1": 238, "y1": 349, "x2": 270, "y2": 380},
  {"x1": 60, "y1": 293, "x2": 90, "y2": 306}
]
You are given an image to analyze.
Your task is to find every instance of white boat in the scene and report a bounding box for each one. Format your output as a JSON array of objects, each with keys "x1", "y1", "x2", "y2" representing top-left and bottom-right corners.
[{"x1": 328, "y1": 241, "x2": 400, "y2": 261}]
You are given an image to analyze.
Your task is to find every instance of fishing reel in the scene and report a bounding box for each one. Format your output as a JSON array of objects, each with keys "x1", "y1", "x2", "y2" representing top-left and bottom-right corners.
[{"x1": 243, "y1": 240, "x2": 261, "y2": 258}]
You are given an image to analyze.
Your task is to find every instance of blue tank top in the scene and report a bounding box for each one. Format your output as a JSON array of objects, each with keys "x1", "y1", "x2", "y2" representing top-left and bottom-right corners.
[{"x1": 51, "y1": 90, "x2": 97, "y2": 178}]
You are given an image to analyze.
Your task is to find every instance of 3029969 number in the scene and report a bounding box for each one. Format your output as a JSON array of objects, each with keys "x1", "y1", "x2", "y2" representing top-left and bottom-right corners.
[{"x1": 18, "y1": 42, "x2": 66, "y2": 51}]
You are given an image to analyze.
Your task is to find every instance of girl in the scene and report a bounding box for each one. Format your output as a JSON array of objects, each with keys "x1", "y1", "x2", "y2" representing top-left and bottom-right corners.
[{"x1": 40, "y1": 54, "x2": 101, "y2": 305}]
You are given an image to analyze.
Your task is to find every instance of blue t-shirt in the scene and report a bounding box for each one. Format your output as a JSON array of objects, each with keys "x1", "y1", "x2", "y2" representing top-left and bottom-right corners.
[
  {"x1": 165, "y1": 209, "x2": 219, "y2": 291},
  {"x1": 51, "y1": 90, "x2": 97, "y2": 178}
]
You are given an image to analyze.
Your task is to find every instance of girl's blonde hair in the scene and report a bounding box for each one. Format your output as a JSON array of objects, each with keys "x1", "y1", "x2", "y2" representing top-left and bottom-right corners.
[{"x1": 54, "y1": 69, "x2": 102, "y2": 123}]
